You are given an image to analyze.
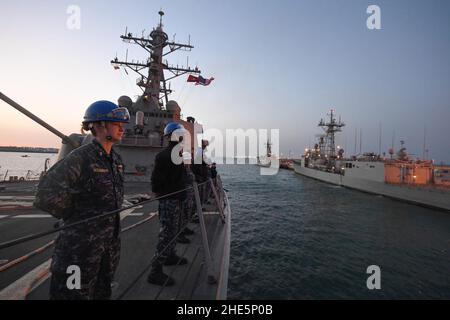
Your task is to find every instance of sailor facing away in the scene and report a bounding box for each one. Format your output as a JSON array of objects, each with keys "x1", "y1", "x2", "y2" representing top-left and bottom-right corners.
[
  {"x1": 193, "y1": 139, "x2": 212, "y2": 206},
  {"x1": 177, "y1": 151, "x2": 195, "y2": 244},
  {"x1": 148, "y1": 122, "x2": 189, "y2": 286},
  {"x1": 34, "y1": 100, "x2": 130, "y2": 300}
]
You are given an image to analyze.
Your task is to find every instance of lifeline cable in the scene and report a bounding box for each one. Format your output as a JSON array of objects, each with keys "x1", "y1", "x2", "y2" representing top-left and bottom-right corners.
[
  {"x1": 15, "y1": 179, "x2": 223, "y2": 299},
  {"x1": 154, "y1": 241, "x2": 193, "y2": 300},
  {"x1": 0, "y1": 181, "x2": 210, "y2": 251},
  {"x1": 21, "y1": 212, "x2": 160, "y2": 299},
  {"x1": 1, "y1": 213, "x2": 158, "y2": 273},
  {"x1": 0, "y1": 178, "x2": 218, "y2": 272},
  {"x1": 116, "y1": 216, "x2": 200, "y2": 300}
]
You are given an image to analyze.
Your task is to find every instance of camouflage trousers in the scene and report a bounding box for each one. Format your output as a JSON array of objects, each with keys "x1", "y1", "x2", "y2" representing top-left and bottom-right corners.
[
  {"x1": 49, "y1": 221, "x2": 121, "y2": 300},
  {"x1": 181, "y1": 172, "x2": 195, "y2": 229},
  {"x1": 152, "y1": 199, "x2": 183, "y2": 268}
]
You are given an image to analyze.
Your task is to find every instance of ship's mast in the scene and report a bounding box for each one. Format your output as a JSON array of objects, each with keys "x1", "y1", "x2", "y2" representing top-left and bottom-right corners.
[
  {"x1": 111, "y1": 10, "x2": 201, "y2": 110},
  {"x1": 266, "y1": 139, "x2": 272, "y2": 157},
  {"x1": 318, "y1": 109, "x2": 345, "y2": 165}
]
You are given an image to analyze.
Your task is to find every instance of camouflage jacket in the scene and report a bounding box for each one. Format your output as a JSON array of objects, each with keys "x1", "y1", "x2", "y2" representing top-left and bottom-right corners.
[{"x1": 34, "y1": 139, "x2": 125, "y2": 223}]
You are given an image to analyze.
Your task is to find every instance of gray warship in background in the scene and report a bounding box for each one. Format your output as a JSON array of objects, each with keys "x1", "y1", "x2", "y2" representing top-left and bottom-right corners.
[
  {"x1": 256, "y1": 139, "x2": 272, "y2": 168},
  {"x1": 294, "y1": 110, "x2": 450, "y2": 211},
  {"x1": 0, "y1": 11, "x2": 231, "y2": 300}
]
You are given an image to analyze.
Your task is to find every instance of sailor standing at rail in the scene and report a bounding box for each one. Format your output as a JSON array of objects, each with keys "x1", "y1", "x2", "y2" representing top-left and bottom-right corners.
[
  {"x1": 193, "y1": 139, "x2": 212, "y2": 206},
  {"x1": 148, "y1": 122, "x2": 189, "y2": 286},
  {"x1": 33, "y1": 101, "x2": 130, "y2": 300},
  {"x1": 177, "y1": 151, "x2": 195, "y2": 244}
]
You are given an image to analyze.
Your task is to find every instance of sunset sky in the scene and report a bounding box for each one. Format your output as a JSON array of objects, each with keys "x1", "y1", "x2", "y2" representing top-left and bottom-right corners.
[{"x1": 1, "y1": 0, "x2": 449, "y2": 163}]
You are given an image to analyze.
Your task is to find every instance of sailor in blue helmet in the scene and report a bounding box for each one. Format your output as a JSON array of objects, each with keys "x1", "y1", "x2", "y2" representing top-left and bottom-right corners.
[
  {"x1": 34, "y1": 100, "x2": 130, "y2": 299},
  {"x1": 148, "y1": 122, "x2": 189, "y2": 286}
]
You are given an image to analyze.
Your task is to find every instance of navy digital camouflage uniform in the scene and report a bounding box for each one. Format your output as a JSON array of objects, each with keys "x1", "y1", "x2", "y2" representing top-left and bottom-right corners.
[
  {"x1": 34, "y1": 139, "x2": 124, "y2": 300},
  {"x1": 180, "y1": 169, "x2": 195, "y2": 231},
  {"x1": 193, "y1": 147, "x2": 211, "y2": 205},
  {"x1": 150, "y1": 141, "x2": 187, "y2": 269},
  {"x1": 154, "y1": 199, "x2": 182, "y2": 265}
]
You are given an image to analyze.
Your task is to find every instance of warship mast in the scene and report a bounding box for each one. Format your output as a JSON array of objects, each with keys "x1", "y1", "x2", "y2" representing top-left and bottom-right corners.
[
  {"x1": 108, "y1": 11, "x2": 203, "y2": 182},
  {"x1": 266, "y1": 139, "x2": 272, "y2": 157},
  {"x1": 318, "y1": 109, "x2": 345, "y2": 168},
  {"x1": 111, "y1": 10, "x2": 201, "y2": 110}
]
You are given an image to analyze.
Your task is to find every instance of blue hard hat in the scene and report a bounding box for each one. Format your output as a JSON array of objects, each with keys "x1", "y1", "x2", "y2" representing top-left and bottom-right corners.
[
  {"x1": 83, "y1": 100, "x2": 130, "y2": 124},
  {"x1": 164, "y1": 122, "x2": 185, "y2": 136}
]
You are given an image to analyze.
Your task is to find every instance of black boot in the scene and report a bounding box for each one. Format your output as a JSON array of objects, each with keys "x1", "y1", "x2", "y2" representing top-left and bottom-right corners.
[
  {"x1": 164, "y1": 254, "x2": 188, "y2": 266},
  {"x1": 147, "y1": 265, "x2": 175, "y2": 286}
]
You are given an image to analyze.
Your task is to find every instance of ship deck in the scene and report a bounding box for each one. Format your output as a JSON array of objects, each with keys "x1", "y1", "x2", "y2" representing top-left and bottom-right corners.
[{"x1": 0, "y1": 180, "x2": 230, "y2": 300}]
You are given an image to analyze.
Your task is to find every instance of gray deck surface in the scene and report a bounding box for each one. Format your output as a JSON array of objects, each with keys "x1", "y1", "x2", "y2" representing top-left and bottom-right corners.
[{"x1": 0, "y1": 181, "x2": 229, "y2": 300}]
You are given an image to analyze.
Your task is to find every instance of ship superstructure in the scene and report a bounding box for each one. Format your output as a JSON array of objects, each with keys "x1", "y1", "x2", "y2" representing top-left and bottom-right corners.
[
  {"x1": 257, "y1": 139, "x2": 272, "y2": 167},
  {"x1": 295, "y1": 110, "x2": 450, "y2": 211},
  {"x1": 303, "y1": 109, "x2": 345, "y2": 173},
  {"x1": 58, "y1": 11, "x2": 203, "y2": 182},
  {"x1": 112, "y1": 11, "x2": 204, "y2": 182},
  {"x1": 0, "y1": 11, "x2": 231, "y2": 300}
]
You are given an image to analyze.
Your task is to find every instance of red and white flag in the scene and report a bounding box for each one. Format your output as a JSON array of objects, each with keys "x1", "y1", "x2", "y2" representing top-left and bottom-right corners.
[{"x1": 187, "y1": 75, "x2": 215, "y2": 86}]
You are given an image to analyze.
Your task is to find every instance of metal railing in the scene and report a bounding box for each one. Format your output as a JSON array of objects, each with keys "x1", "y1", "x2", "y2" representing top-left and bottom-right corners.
[{"x1": 0, "y1": 177, "x2": 229, "y2": 300}]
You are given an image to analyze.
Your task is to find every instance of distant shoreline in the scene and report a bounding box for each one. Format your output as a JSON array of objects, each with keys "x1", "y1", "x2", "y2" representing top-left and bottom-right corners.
[{"x1": 0, "y1": 147, "x2": 59, "y2": 154}]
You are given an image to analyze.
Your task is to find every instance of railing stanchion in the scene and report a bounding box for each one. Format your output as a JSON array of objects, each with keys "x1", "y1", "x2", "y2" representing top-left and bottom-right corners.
[
  {"x1": 210, "y1": 178, "x2": 226, "y2": 223},
  {"x1": 193, "y1": 181, "x2": 217, "y2": 284}
]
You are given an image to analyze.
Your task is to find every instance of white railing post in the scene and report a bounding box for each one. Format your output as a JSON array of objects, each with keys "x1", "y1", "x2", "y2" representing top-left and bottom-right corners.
[
  {"x1": 210, "y1": 178, "x2": 226, "y2": 223},
  {"x1": 193, "y1": 181, "x2": 216, "y2": 284}
]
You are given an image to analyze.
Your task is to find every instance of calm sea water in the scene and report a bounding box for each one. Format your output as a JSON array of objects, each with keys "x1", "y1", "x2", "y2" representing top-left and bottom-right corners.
[
  {"x1": 0, "y1": 151, "x2": 58, "y2": 180},
  {"x1": 220, "y1": 164, "x2": 450, "y2": 299},
  {"x1": 2, "y1": 153, "x2": 449, "y2": 299}
]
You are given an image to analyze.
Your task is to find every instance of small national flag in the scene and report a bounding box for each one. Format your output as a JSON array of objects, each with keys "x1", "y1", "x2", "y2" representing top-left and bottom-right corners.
[
  {"x1": 187, "y1": 75, "x2": 215, "y2": 86},
  {"x1": 187, "y1": 74, "x2": 198, "y2": 82},
  {"x1": 196, "y1": 76, "x2": 215, "y2": 86}
]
